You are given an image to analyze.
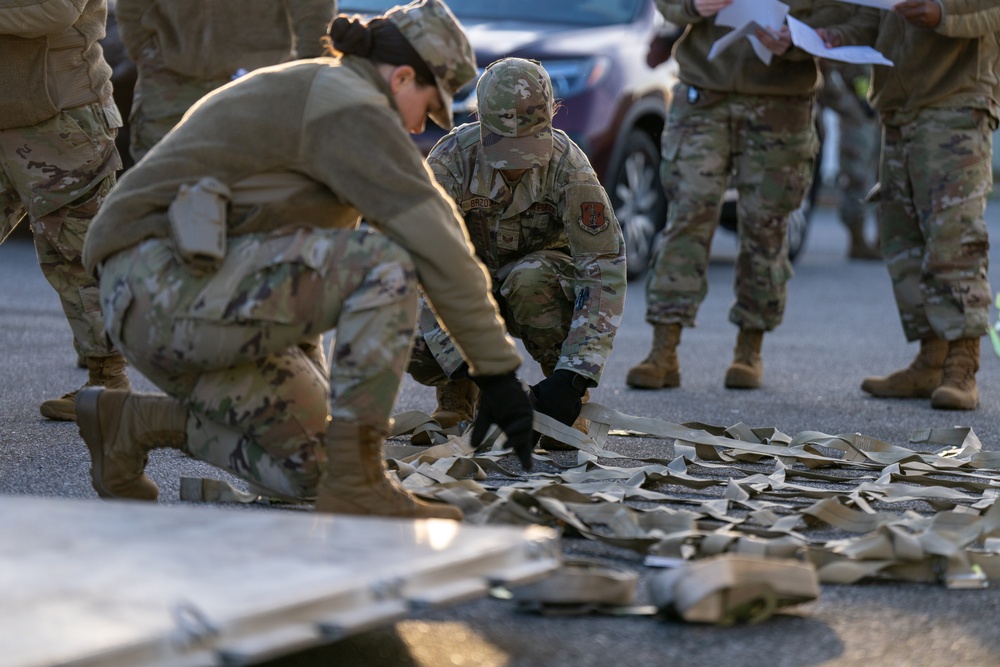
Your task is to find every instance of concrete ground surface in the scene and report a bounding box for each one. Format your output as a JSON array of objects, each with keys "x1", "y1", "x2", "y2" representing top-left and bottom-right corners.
[{"x1": 2, "y1": 199, "x2": 999, "y2": 667}]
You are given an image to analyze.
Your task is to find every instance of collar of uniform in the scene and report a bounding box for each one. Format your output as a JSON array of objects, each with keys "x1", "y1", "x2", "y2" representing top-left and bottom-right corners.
[
  {"x1": 339, "y1": 55, "x2": 399, "y2": 117},
  {"x1": 469, "y1": 141, "x2": 546, "y2": 220}
]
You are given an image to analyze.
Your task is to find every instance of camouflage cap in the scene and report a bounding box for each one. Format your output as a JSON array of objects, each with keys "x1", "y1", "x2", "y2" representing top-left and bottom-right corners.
[
  {"x1": 384, "y1": 0, "x2": 476, "y2": 130},
  {"x1": 477, "y1": 57, "x2": 553, "y2": 170}
]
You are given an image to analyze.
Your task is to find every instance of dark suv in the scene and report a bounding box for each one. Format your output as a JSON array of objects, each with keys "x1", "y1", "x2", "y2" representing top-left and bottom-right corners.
[{"x1": 341, "y1": 0, "x2": 678, "y2": 279}]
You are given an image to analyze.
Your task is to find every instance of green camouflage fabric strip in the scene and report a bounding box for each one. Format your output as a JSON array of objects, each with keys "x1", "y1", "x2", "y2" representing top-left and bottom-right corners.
[
  {"x1": 415, "y1": 124, "x2": 626, "y2": 385},
  {"x1": 646, "y1": 87, "x2": 818, "y2": 331},
  {"x1": 0, "y1": 103, "x2": 121, "y2": 358},
  {"x1": 99, "y1": 228, "x2": 418, "y2": 499},
  {"x1": 879, "y1": 107, "x2": 993, "y2": 342}
]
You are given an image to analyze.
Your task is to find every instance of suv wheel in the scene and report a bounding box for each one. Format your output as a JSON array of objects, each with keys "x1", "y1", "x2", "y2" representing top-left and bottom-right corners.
[{"x1": 608, "y1": 129, "x2": 667, "y2": 280}]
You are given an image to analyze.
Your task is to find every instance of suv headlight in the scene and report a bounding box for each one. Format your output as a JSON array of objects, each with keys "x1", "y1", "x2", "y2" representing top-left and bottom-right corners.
[{"x1": 543, "y1": 56, "x2": 611, "y2": 98}]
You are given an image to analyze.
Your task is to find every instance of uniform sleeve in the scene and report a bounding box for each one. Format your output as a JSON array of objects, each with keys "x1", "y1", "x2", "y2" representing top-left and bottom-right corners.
[
  {"x1": 938, "y1": 0, "x2": 1000, "y2": 38},
  {"x1": 300, "y1": 98, "x2": 521, "y2": 378},
  {"x1": 556, "y1": 164, "x2": 627, "y2": 385},
  {"x1": 823, "y1": 7, "x2": 881, "y2": 47},
  {"x1": 287, "y1": 0, "x2": 337, "y2": 58},
  {"x1": 655, "y1": 0, "x2": 702, "y2": 26},
  {"x1": 426, "y1": 135, "x2": 466, "y2": 205},
  {"x1": 114, "y1": 0, "x2": 155, "y2": 60},
  {"x1": 0, "y1": 0, "x2": 87, "y2": 38}
]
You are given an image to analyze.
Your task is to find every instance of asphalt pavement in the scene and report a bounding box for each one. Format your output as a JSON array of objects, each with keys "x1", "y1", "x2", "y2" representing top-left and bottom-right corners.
[{"x1": 2, "y1": 200, "x2": 1000, "y2": 667}]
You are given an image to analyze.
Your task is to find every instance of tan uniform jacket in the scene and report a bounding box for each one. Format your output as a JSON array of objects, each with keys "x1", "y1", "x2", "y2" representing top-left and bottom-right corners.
[
  {"x1": 0, "y1": 0, "x2": 114, "y2": 129},
  {"x1": 831, "y1": 2, "x2": 1000, "y2": 123},
  {"x1": 116, "y1": 0, "x2": 336, "y2": 80},
  {"x1": 84, "y1": 56, "x2": 521, "y2": 377},
  {"x1": 655, "y1": 0, "x2": 854, "y2": 95}
]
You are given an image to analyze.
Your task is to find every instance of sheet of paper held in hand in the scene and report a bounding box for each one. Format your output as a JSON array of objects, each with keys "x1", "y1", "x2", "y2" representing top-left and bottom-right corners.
[
  {"x1": 787, "y1": 16, "x2": 894, "y2": 66},
  {"x1": 708, "y1": 20, "x2": 762, "y2": 61},
  {"x1": 714, "y1": 0, "x2": 790, "y2": 65}
]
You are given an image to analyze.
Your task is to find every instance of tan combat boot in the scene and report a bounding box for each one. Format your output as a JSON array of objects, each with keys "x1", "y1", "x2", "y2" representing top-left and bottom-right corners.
[
  {"x1": 861, "y1": 338, "x2": 947, "y2": 398},
  {"x1": 930, "y1": 338, "x2": 980, "y2": 410},
  {"x1": 724, "y1": 329, "x2": 764, "y2": 389},
  {"x1": 41, "y1": 351, "x2": 131, "y2": 421},
  {"x1": 411, "y1": 377, "x2": 480, "y2": 445},
  {"x1": 76, "y1": 388, "x2": 188, "y2": 501},
  {"x1": 626, "y1": 323, "x2": 682, "y2": 389},
  {"x1": 316, "y1": 419, "x2": 463, "y2": 520}
]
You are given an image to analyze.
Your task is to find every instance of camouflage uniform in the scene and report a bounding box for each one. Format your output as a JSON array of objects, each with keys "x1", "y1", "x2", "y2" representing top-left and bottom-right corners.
[
  {"x1": 818, "y1": 61, "x2": 880, "y2": 258},
  {"x1": 116, "y1": 0, "x2": 336, "y2": 161},
  {"x1": 648, "y1": 0, "x2": 851, "y2": 332},
  {"x1": 99, "y1": 229, "x2": 416, "y2": 497},
  {"x1": 84, "y1": 7, "x2": 519, "y2": 497},
  {"x1": 0, "y1": 0, "x2": 124, "y2": 388},
  {"x1": 409, "y1": 82, "x2": 626, "y2": 388},
  {"x1": 833, "y1": 5, "x2": 999, "y2": 342}
]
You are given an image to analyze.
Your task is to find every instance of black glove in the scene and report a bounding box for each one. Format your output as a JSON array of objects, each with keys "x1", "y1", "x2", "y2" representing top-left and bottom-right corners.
[
  {"x1": 530, "y1": 370, "x2": 587, "y2": 428},
  {"x1": 471, "y1": 372, "x2": 535, "y2": 470}
]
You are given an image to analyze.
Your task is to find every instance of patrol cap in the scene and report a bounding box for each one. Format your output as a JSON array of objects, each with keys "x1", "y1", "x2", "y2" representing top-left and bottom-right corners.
[
  {"x1": 384, "y1": 0, "x2": 476, "y2": 130},
  {"x1": 477, "y1": 57, "x2": 553, "y2": 169}
]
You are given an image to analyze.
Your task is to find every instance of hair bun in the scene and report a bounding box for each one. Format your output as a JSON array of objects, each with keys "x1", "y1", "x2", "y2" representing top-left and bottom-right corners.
[{"x1": 329, "y1": 16, "x2": 374, "y2": 57}]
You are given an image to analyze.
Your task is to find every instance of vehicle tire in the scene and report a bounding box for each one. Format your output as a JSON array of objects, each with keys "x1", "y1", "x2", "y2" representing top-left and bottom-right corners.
[{"x1": 608, "y1": 129, "x2": 667, "y2": 281}]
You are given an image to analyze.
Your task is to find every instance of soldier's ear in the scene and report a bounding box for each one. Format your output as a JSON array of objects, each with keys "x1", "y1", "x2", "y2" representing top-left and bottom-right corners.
[{"x1": 387, "y1": 65, "x2": 417, "y2": 93}]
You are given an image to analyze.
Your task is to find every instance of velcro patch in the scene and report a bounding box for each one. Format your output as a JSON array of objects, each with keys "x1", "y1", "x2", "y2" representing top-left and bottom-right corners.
[
  {"x1": 463, "y1": 196, "x2": 494, "y2": 211},
  {"x1": 579, "y1": 202, "x2": 610, "y2": 235}
]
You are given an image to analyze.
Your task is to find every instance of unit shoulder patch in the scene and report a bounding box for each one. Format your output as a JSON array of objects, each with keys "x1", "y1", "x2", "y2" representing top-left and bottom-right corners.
[{"x1": 578, "y1": 202, "x2": 610, "y2": 235}]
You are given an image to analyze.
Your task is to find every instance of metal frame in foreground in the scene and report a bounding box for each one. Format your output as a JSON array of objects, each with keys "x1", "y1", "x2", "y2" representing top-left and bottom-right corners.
[{"x1": 2, "y1": 496, "x2": 560, "y2": 667}]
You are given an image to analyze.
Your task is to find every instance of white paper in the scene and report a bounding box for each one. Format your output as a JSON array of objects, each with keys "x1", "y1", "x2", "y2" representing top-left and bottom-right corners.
[
  {"x1": 787, "y1": 16, "x2": 894, "y2": 66},
  {"x1": 717, "y1": 0, "x2": 790, "y2": 30},
  {"x1": 708, "y1": 20, "x2": 761, "y2": 61},
  {"x1": 835, "y1": 0, "x2": 897, "y2": 9},
  {"x1": 708, "y1": 23, "x2": 775, "y2": 65}
]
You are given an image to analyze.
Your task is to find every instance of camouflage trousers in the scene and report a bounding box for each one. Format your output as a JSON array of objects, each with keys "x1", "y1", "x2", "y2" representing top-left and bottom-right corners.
[
  {"x1": 0, "y1": 103, "x2": 121, "y2": 359},
  {"x1": 409, "y1": 249, "x2": 574, "y2": 385},
  {"x1": 130, "y1": 43, "x2": 230, "y2": 161},
  {"x1": 646, "y1": 86, "x2": 817, "y2": 331},
  {"x1": 879, "y1": 107, "x2": 993, "y2": 342},
  {"x1": 99, "y1": 227, "x2": 419, "y2": 499},
  {"x1": 836, "y1": 111, "x2": 879, "y2": 230}
]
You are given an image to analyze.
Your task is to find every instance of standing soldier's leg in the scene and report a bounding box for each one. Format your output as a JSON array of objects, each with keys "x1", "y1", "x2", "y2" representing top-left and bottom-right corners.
[
  {"x1": 629, "y1": 91, "x2": 731, "y2": 389},
  {"x1": 839, "y1": 112, "x2": 881, "y2": 259},
  {"x1": 34, "y1": 174, "x2": 131, "y2": 420},
  {"x1": 726, "y1": 95, "x2": 816, "y2": 388},
  {"x1": 862, "y1": 122, "x2": 949, "y2": 398},
  {"x1": 913, "y1": 111, "x2": 991, "y2": 410},
  {"x1": 0, "y1": 104, "x2": 128, "y2": 420}
]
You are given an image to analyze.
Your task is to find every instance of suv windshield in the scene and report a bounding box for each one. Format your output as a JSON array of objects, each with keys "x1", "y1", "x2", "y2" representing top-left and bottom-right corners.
[{"x1": 338, "y1": 0, "x2": 643, "y2": 26}]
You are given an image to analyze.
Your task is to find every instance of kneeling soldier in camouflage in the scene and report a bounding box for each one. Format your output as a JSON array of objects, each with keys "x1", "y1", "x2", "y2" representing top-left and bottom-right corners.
[
  {"x1": 76, "y1": 0, "x2": 534, "y2": 520},
  {"x1": 407, "y1": 57, "x2": 626, "y2": 447}
]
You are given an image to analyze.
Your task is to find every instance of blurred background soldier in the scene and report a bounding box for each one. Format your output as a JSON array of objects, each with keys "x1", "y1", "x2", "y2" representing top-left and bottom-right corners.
[
  {"x1": 818, "y1": 60, "x2": 881, "y2": 260},
  {"x1": 628, "y1": 0, "x2": 853, "y2": 392},
  {"x1": 76, "y1": 0, "x2": 535, "y2": 519},
  {"x1": 0, "y1": 0, "x2": 131, "y2": 421},
  {"x1": 822, "y1": 1, "x2": 1000, "y2": 410},
  {"x1": 407, "y1": 57, "x2": 626, "y2": 448},
  {"x1": 116, "y1": 0, "x2": 337, "y2": 162}
]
